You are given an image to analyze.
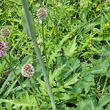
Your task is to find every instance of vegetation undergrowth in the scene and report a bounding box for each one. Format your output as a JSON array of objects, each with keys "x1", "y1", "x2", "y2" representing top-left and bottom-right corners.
[{"x1": 0, "y1": 0, "x2": 110, "y2": 110}]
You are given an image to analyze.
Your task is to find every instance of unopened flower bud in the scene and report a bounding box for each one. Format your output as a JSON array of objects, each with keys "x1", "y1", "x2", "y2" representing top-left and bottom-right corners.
[
  {"x1": 37, "y1": 8, "x2": 47, "y2": 20},
  {"x1": 21, "y1": 64, "x2": 34, "y2": 77},
  {"x1": 1, "y1": 28, "x2": 10, "y2": 38}
]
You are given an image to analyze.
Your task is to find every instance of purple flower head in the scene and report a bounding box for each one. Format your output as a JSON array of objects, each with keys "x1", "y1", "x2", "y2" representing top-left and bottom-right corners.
[{"x1": 0, "y1": 42, "x2": 9, "y2": 57}]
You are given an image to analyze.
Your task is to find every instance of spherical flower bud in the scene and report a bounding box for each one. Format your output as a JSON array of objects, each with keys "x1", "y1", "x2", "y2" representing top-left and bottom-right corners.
[
  {"x1": 37, "y1": 8, "x2": 47, "y2": 20},
  {"x1": 1, "y1": 28, "x2": 10, "y2": 38},
  {"x1": 80, "y1": 1, "x2": 88, "y2": 7},
  {"x1": 0, "y1": 42, "x2": 9, "y2": 57},
  {"x1": 21, "y1": 64, "x2": 34, "y2": 77}
]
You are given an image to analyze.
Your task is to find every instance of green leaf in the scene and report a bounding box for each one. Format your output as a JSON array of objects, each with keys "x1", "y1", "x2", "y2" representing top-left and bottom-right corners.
[
  {"x1": 73, "y1": 74, "x2": 94, "y2": 93},
  {"x1": 102, "y1": 45, "x2": 110, "y2": 56},
  {"x1": 64, "y1": 36, "x2": 77, "y2": 57},
  {"x1": 84, "y1": 23, "x2": 96, "y2": 33},
  {"x1": 0, "y1": 61, "x2": 6, "y2": 74},
  {"x1": 49, "y1": 64, "x2": 66, "y2": 86},
  {"x1": 58, "y1": 104, "x2": 75, "y2": 110},
  {"x1": 0, "y1": 73, "x2": 12, "y2": 95},
  {"x1": 2, "y1": 80, "x2": 17, "y2": 98},
  {"x1": 106, "y1": 103, "x2": 110, "y2": 110},
  {"x1": 106, "y1": 69, "x2": 110, "y2": 77},
  {"x1": 98, "y1": 94, "x2": 110, "y2": 108},
  {"x1": 6, "y1": 103, "x2": 13, "y2": 110},
  {"x1": 61, "y1": 57, "x2": 80, "y2": 80},
  {"x1": 21, "y1": 55, "x2": 33, "y2": 66},
  {"x1": 90, "y1": 60, "x2": 109, "y2": 74},
  {"x1": 0, "y1": 92, "x2": 36, "y2": 109},
  {"x1": 64, "y1": 73, "x2": 79, "y2": 86},
  {"x1": 0, "y1": 98, "x2": 36, "y2": 107},
  {"x1": 0, "y1": 104, "x2": 3, "y2": 110},
  {"x1": 56, "y1": 57, "x2": 67, "y2": 68},
  {"x1": 49, "y1": 29, "x2": 76, "y2": 64},
  {"x1": 70, "y1": 57, "x2": 80, "y2": 71},
  {"x1": 77, "y1": 97, "x2": 102, "y2": 110}
]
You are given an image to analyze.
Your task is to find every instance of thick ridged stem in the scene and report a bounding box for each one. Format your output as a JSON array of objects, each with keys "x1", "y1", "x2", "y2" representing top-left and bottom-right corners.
[{"x1": 21, "y1": 0, "x2": 56, "y2": 109}]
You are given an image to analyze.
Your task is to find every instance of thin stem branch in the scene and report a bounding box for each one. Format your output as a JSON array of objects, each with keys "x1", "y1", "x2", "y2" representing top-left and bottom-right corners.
[
  {"x1": 21, "y1": 0, "x2": 56, "y2": 109},
  {"x1": 42, "y1": 21, "x2": 45, "y2": 55},
  {"x1": 41, "y1": 21, "x2": 48, "y2": 72},
  {"x1": 29, "y1": 78, "x2": 40, "y2": 110},
  {"x1": 4, "y1": 57, "x2": 25, "y2": 92},
  {"x1": 102, "y1": 77, "x2": 108, "y2": 95}
]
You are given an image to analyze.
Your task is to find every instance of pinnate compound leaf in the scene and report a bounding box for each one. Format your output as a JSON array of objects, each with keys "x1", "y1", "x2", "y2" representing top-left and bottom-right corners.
[
  {"x1": 98, "y1": 94, "x2": 110, "y2": 108},
  {"x1": 102, "y1": 45, "x2": 110, "y2": 56},
  {"x1": 77, "y1": 97, "x2": 103, "y2": 110},
  {"x1": 64, "y1": 36, "x2": 77, "y2": 57},
  {"x1": 59, "y1": 104, "x2": 75, "y2": 110}
]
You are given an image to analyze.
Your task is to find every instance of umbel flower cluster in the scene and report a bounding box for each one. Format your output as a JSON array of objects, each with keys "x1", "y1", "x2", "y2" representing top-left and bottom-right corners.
[
  {"x1": 21, "y1": 64, "x2": 34, "y2": 77},
  {"x1": 0, "y1": 28, "x2": 10, "y2": 57},
  {"x1": 37, "y1": 8, "x2": 47, "y2": 24}
]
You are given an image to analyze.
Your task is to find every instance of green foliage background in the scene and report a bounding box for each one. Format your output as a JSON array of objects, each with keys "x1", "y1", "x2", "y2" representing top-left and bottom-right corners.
[{"x1": 0, "y1": 0, "x2": 110, "y2": 109}]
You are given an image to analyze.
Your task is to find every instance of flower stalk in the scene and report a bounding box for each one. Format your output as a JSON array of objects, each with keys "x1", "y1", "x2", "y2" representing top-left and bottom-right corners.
[
  {"x1": 41, "y1": 21, "x2": 48, "y2": 71},
  {"x1": 21, "y1": 64, "x2": 39, "y2": 109},
  {"x1": 4, "y1": 57, "x2": 25, "y2": 92},
  {"x1": 29, "y1": 78, "x2": 40, "y2": 109},
  {"x1": 21, "y1": 0, "x2": 56, "y2": 109}
]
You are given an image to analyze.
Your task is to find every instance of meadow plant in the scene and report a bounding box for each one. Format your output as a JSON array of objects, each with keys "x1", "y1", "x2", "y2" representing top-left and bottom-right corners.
[
  {"x1": 21, "y1": 64, "x2": 40, "y2": 109},
  {"x1": 0, "y1": 28, "x2": 25, "y2": 92},
  {"x1": 37, "y1": 8, "x2": 47, "y2": 24},
  {"x1": 1, "y1": 0, "x2": 110, "y2": 109},
  {"x1": 21, "y1": 0, "x2": 56, "y2": 109},
  {"x1": 37, "y1": 8, "x2": 48, "y2": 68}
]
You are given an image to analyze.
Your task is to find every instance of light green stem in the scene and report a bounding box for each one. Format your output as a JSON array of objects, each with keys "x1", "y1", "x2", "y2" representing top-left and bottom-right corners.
[
  {"x1": 41, "y1": 21, "x2": 48, "y2": 73},
  {"x1": 21, "y1": 0, "x2": 56, "y2": 109},
  {"x1": 29, "y1": 78, "x2": 40, "y2": 110},
  {"x1": 102, "y1": 77, "x2": 108, "y2": 95},
  {"x1": 42, "y1": 21, "x2": 45, "y2": 55}
]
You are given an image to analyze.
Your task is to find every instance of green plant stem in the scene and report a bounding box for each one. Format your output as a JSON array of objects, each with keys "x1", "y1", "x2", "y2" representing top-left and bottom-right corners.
[
  {"x1": 42, "y1": 21, "x2": 45, "y2": 55},
  {"x1": 97, "y1": 75, "x2": 102, "y2": 86},
  {"x1": 4, "y1": 57, "x2": 25, "y2": 92},
  {"x1": 21, "y1": 0, "x2": 56, "y2": 109},
  {"x1": 102, "y1": 77, "x2": 108, "y2": 95},
  {"x1": 41, "y1": 21, "x2": 48, "y2": 72},
  {"x1": 29, "y1": 78, "x2": 39, "y2": 110}
]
